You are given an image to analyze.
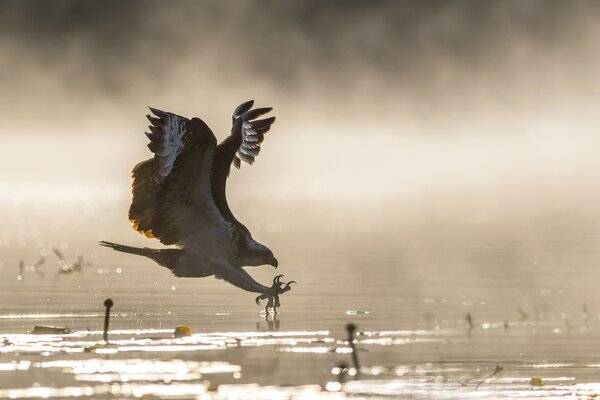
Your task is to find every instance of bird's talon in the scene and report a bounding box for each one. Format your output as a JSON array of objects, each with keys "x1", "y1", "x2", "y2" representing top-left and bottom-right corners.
[
  {"x1": 281, "y1": 281, "x2": 296, "y2": 293},
  {"x1": 255, "y1": 293, "x2": 268, "y2": 305},
  {"x1": 272, "y1": 274, "x2": 284, "y2": 286},
  {"x1": 274, "y1": 294, "x2": 281, "y2": 308},
  {"x1": 257, "y1": 276, "x2": 295, "y2": 309}
]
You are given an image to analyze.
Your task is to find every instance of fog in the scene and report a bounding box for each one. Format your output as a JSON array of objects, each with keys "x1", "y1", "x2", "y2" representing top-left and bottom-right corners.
[{"x1": 0, "y1": 0, "x2": 599, "y2": 278}]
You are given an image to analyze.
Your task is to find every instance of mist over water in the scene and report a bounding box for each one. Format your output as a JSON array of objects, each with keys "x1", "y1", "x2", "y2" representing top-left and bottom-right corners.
[
  {"x1": 0, "y1": 0, "x2": 597, "y2": 283},
  {"x1": 0, "y1": 0, "x2": 599, "y2": 284}
]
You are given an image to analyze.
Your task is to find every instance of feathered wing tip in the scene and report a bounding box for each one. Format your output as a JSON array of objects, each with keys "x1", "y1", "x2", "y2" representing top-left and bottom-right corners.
[
  {"x1": 232, "y1": 100, "x2": 276, "y2": 169},
  {"x1": 144, "y1": 107, "x2": 189, "y2": 169},
  {"x1": 233, "y1": 100, "x2": 254, "y2": 118}
]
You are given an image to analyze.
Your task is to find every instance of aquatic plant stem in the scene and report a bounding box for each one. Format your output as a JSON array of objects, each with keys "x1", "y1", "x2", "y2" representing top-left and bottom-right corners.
[
  {"x1": 346, "y1": 323, "x2": 360, "y2": 379},
  {"x1": 103, "y1": 298, "x2": 114, "y2": 342}
]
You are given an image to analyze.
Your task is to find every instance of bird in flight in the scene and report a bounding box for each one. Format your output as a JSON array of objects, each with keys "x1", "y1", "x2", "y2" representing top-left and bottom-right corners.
[{"x1": 101, "y1": 101, "x2": 294, "y2": 311}]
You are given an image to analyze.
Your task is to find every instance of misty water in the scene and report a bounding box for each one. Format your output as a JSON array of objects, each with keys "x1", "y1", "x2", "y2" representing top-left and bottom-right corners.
[{"x1": 1, "y1": 198, "x2": 600, "y2": 399}]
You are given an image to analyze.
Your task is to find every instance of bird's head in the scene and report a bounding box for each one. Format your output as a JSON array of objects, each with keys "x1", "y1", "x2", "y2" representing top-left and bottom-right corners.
[
  {"x1": 239, "y1": 236, "x2": 278, "y2": 268},
  {"x1": 254, "y1": 242, "x2": 278, "y2": 268},
  {"x1": 266, "y1": 250, "x2": 279, "y2": 269}
]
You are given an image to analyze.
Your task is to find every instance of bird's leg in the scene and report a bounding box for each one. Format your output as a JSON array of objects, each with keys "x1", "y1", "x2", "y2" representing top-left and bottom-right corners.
[
  {"x1": 270, "y1": 294, "x2": 280, "y2": 314},
  {"x1": 274, "y1": 294, "x2": 281, "y2": 309},
  {"x1": 266, "y1": 296, "x2": 274, "y2": 314},
  {"x1": 256, "y1": 274, "x2": 284, "y2": 305},
  {"x1": 272, "y1": 277, "x2": 295, "y2": 312},
  {"x1": 265, "y1": 312, "x2": 274, "y2": 324}
]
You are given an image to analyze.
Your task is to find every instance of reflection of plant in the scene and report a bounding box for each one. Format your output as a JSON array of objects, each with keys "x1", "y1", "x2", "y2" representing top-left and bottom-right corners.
[
  {"x1": 457, "y1": 364, "x2": 504, "y2": 389},
  {"x1": 18, "y1": 256, "x2": 45, "y2": 280},
  {"x1": 476, "y1": 365, "x2": 504, "y2": 389},
  {"x1": 52, "y1": 247, "x2": 89, "y2": 275}
]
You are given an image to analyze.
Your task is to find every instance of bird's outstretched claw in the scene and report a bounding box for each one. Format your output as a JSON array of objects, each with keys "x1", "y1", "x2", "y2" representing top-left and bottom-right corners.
[
  {"x1": 281, "y1": 281, "x2": 296, "y2": 293},
  {"x1": 255, "y1": 275, "x2": 296, "y2": 313},
  {"x1": 273, "y1": 274, "x2": 284, "y2": 286},
  {"x1": 255, "y1": 293, "x2": 269, "y2": 305}
]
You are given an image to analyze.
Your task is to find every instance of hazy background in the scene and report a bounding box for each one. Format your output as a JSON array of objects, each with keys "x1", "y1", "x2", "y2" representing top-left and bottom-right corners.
[{"x1": 1, "y1": 0, "x2": 599, "y2": 297}]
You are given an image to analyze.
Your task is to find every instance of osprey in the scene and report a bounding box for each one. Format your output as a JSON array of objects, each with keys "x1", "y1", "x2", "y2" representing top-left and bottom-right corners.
[{"x1": 101, "y1": 100, "x2": 294, "y2": 310}]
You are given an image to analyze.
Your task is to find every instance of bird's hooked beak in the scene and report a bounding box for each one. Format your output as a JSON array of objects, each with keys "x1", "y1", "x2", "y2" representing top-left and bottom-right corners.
[{"x1": 270, "y1": 256, "x2": 279, "y2": 269}]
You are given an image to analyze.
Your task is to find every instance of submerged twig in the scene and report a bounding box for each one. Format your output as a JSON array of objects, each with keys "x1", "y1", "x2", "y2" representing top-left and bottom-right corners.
[
  {"x1": 518, "y1": 307, "x2": 528, "y2": 321},
  {"x1": 31, "y1": 325, "x2": 71, "y2": 335},
  {"x1": 466, "y1": 312, "x2": 474, "y2": 334},
  {"x1": 18, "y1": 260, "x2": 24, "y2": 281}
]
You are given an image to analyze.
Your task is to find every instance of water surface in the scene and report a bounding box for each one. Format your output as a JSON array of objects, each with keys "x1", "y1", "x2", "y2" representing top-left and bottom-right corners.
[{"x1": 2, "y1": 237, "x2": 600, "y2": 399}]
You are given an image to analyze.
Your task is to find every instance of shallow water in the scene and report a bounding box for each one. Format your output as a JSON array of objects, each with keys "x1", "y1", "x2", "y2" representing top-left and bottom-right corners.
[{"x1": 2, "y1": 239, "x2": 600, "y2": 399}]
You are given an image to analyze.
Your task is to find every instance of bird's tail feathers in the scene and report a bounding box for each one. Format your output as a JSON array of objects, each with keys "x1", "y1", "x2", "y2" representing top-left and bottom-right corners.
[
  {"x1": 99, "y1": 241, "x2": 156, "y2": 258},
  {"x1": 99, "y1": 241, "x2": 183, "y2": 269}
]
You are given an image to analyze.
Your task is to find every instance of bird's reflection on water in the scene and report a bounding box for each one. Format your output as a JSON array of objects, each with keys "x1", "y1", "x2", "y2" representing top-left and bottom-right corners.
[{"x1": 256, "y1": 312, "x2": 280, "y2": 332}]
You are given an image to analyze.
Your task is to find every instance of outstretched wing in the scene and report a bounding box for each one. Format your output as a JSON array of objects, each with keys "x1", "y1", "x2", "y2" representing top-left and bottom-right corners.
[
  {"x1": 231, "y1": 100, "x2": 276, "y2": 169},
  {"x1": 210, "y1": 100, "x2": 276, "y2": 229},
  {"x1": 129, "y1": 108, "x2": 228, "y2": 247}
]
